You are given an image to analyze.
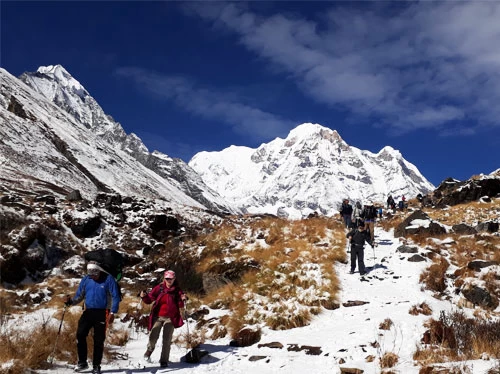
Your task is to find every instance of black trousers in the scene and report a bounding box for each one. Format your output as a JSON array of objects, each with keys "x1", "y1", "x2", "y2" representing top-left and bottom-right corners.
[
  {"x1": 76, "y1": 309, "x2": 106, "y2": 366},
  {"x1": 350, "y1": 245, "x2": 366, "y2": 273}
]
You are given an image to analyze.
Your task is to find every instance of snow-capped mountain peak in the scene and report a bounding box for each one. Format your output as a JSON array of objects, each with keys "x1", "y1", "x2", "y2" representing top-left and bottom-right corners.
[
  {"x1": 1, "y1": 65, "x2": 235, "y2": 213},
  {"x1": 190, "y1": 123, "x2": 435, "y2": 218},
  {"x1": 36, "y1": 64, "x2": 86, "y2": 95}
]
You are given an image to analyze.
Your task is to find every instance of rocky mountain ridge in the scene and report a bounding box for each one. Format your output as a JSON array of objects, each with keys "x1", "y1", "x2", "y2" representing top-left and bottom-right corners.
[
  {"x1": 190, "y1": 123, "x2": 435, "y2": 218},
  {"x1": 1, "y1": 65, "x2": 233, "y2": 214}
]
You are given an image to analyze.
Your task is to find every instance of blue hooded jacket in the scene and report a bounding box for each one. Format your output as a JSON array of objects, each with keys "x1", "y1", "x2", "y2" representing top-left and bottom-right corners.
[{"x1": 72, "y1": 274, "x2": 120, "y2": 313}]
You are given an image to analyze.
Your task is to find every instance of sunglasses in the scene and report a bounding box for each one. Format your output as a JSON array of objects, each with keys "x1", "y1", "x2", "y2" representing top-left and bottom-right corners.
[{"x1": 165, "y1": 278, "x2": 174, "y2": 281}]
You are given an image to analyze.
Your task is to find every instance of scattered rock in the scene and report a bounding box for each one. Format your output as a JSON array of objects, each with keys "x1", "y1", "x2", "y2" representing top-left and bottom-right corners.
[
  {"x1": 467, "y1": 260, "x2": 497, "y2": 271},
  {"x1": 396, "y1": 245, "x2": 418, "y2": 253},
  {"x1": 340, "y1": 368, "x2": 364, "y2": 374},
  {"x1": 462, "y1": 285, "x2": 498, "y2": 309},
  {"x1": 229, "y1": 327, "x2": 261, "y2": 347},
  {"x1": 451, "y1": 223, "x2": 477, "y2": 235},
  {"x1": 258, "y1": 342, "x2": 283, "y2": 349},
  {"x1": 287, "y1": 344, "x2": 322, "y2": 355},
  {"x1": 475, "y1": 221, "x2": 499, "y2": 233},
  {"x1": 343, "y1": 300, "x2": 369, "y2": 307},
  {"x1": 408, "y1": 254, "x2": 426, "y2": 262},
  {"x1": 66, "y1": 189, "x2": 83, "y2": 201}
]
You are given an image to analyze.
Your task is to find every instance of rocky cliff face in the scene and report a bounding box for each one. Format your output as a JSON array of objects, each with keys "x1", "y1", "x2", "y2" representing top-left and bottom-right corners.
[{"x1": 0, "y1": 65, "x2": 234, "y2": 213}]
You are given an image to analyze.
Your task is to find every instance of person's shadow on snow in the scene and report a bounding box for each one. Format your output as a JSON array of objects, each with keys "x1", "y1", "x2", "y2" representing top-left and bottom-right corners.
[
  {"x1": 186, "y1": 342, "x2": 239, "y2": 364},
  {"x1": 365, "y1": 263, "x2": 388, "y2": 273},
  {"x1": 99, "y1": 343, "x2": 238, "y2": 373}
]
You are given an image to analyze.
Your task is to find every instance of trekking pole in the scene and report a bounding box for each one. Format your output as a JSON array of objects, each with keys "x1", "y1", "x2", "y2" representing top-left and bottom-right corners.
[
  {"x1": 184, "y1": 299, "x2": 191, "y2": 349},
  {"x1": 47, "y1": 305, "x2": 67, "y2": 364}
]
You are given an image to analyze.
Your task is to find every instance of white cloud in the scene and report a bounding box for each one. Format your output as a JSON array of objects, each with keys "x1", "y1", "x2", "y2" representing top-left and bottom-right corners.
[
  {"x1": 186, "y1": 2, "x2": 500, "y2": 135},
  {"x1": 115, "y1": 67, "x2": 293, "y2": 141}
]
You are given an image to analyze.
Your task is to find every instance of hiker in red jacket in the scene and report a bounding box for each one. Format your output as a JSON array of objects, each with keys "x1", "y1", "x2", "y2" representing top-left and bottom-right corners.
[{"x1": 140, "y1": 270, "x2": 187, "y2": 368}]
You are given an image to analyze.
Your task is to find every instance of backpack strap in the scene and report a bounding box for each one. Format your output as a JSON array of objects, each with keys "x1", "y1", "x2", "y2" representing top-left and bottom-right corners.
[{"x1": 155, "y1": 283, "x2": 165, "y2": 304}]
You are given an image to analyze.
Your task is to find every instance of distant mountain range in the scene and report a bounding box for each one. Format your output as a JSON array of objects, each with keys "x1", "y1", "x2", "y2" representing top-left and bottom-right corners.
[
  {"x1": 189, "y1": 123, "x2": 435, "y2": 218},
  {"x1": 0, "y1": 65, "x2": 435, "y2": 218}
]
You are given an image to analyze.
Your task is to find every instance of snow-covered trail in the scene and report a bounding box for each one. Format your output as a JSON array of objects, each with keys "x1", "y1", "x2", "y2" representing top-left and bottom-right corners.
[{"x1": 39, "y1": 226, "x2": 493, "y2": 374}]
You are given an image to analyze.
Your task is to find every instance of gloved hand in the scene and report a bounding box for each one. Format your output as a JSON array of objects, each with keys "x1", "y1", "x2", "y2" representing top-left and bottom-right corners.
[
  {"x1": 64, "y1": 295, "x2": 72, "y2": 307},
  {"x1": 108, "y1": 313, "x2": 115, "y2": 324}
]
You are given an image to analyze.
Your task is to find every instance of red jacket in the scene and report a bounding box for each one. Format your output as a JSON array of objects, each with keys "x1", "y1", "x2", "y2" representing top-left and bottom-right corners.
[{"x1": 142, "y1": 282, "x2": 185, "y2": 330}]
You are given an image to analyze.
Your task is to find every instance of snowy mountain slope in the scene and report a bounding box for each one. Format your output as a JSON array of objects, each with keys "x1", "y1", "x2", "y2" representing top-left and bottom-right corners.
[
  {"x1": 0, "y1": 67, "x2": 212, "y2": 209},
  {"x1": 0, "y1": 66, "x2": 233, "y2": 212},
  {"x1": 189, "y1": 123, "x2": 435, "y2": 218},
  {"x1": 33, "y1": 225, "x2": 498, "y2": 374}
]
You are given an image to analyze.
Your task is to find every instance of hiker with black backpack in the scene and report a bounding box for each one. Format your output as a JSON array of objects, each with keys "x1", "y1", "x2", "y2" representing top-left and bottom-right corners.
[
  {"x1": 64, "y1": 261, "x2": 121, "y2": 374},
  {"x1": 361, "y1": 201, "x2": 377, "y2": 243},
  {"x1": 346, "y1": 221, "x2": 373, "y2": 275},
  {"x1": 339, "y1": 198, "x2": 353, "y2": 228},
  {"x1": 140, "y1": 270, "x2": 187, "y2": 368},
  {"x1": 387, "y1": 195, "x2": 396, "y2": 210},
  {"x1": 351, "y1": 201, "x2": 363, "y2": 228}
]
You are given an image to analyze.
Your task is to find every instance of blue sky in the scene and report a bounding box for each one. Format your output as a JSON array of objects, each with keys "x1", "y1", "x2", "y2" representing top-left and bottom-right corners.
[{"x1": 2, "y1": 1, "x2": 500, "y2": 186}]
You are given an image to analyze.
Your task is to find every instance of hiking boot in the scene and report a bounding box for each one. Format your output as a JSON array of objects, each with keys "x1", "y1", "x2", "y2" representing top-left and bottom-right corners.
[
  {"x1": 160, "y1": 362, "x2": 168, "y2": 368},
  {"x1": 74, "y1": 362, "x2": 88, "y2": 372},
  {"x1": 349, "y1": 270, "x2": 355, "y2": 274},
  {"x1": 360, "y1": 271, "x2": 367, "y2": 276},
  {"x1": 92, "y1": 366, "x2": 101, "y2": 374},
  {"x1": 143, "y1": 349, "x2": 153, "y2": 362}
]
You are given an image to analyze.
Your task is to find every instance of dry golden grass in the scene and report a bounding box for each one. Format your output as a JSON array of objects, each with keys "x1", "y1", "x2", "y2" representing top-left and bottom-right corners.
[
  {"x1": 415, "y1": 311, "x2": 500, "y2": 366},
  {"x1": 2, "y1": 198, "x2": 498, "y2": 370},
  {"x1": 195, "y1": 215, "x2": 344, "y2": 331},
  {"x1": 107, "y1": 326, "x2": 129, "y2": 347},
  {"x1": 119, "y1": 294, "x2": 151, "y2": 316},
  {"x1": 380, "y1": 351, "x2": 399, "y2": 368},
  {"x1": 447, "y1": 234, "x2": 500, "y2": 267},
  {"x1": 419, "y1": 256, "x2": 449, "y2": 294},
  {"x1": 0, "y1": 304, "x2": 131, "y2": 373},
  {"x1": 377, "y1": 214, "x2": 405, "y2": 232},
  {"x1": 424, "y1": 198, "x2": 500, "y2": 227},
  {"x1": 174, "y1": 324, "x2": 207, "y2": 349},
  {"x1": 409, "y1": 302, "x2": 433, "y2": 316},
  {"x1": 0, "y1": 307, "x2": 80, "y2": 370},
  {"x1": 414, "y1": 345, "x2": 459, "y2": 367},
  {"x1": 379, "y1": 318, "x2": 394, "y2": 330},
  {"x1": 203, "y1": 282, "x2": 239, "y2": 310}
]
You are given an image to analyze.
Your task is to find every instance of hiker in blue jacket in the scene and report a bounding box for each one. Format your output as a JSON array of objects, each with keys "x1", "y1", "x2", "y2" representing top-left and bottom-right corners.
[
  {"x1": 346, "y1": 222, "x2": 373, "y2": 275},
  {"x1": 64, "y1": 261, "x2": 121, "y2": 374}
]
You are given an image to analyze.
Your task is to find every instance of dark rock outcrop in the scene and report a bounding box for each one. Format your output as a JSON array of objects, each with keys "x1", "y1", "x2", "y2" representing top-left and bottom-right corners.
[
  {"x1": 394, "y1": 210, "x2": 446, "y2": 238},
  {"x1": 462, "y1": 285, "x2": 498, "y2": 309},
  {"x1": 467, "y1": 260, "x2": 497, "y2": 271},
  {"x1": 475, "y1": 221, "x2": 499, "y2": 233},
  {"x1": 434, "y1": 177, "x2": 500, "y2": 207},
  {"x1": 452, "y1": 223, "x2": 477, "y2": 235}
]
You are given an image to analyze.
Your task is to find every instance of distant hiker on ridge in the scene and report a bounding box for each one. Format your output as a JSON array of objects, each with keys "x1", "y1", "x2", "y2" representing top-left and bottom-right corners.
[
  {"x1": 339, "y1": 198, "x2": 353, "y2": 228},
  {"x1": 361, "y1": 201, "x2": 377, "y2": 243},
  {"x1": 351, "y1": 201, "x2": 363, "y2": 228},
  {"x1": 387, "y1": 195, "x2": 396, "y2": 210},
  {"x1": 398, "y1": 195, "x2": 407, "y2": 211},
  {"x1": 346, "y1": 221, "x2": 373, "y2": 275}
]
